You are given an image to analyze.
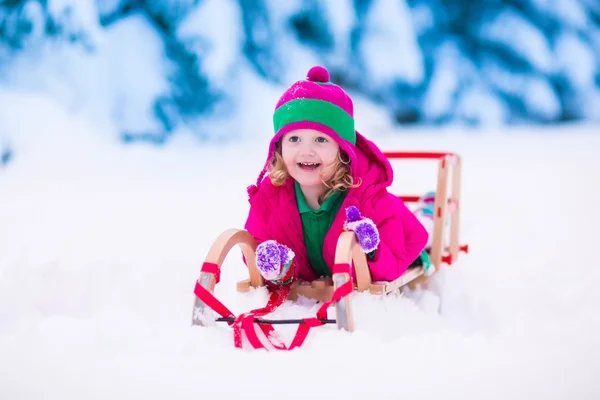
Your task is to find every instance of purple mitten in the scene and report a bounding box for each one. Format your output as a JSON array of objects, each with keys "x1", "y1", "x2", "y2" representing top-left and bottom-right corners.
[
  {"x1": 344, "y1": 206, "x2": 380, "y2": 253},
  {"x1": 255, "y1": 240, "x2": 295, "y2": 281},
  {"x1": 346, "y1": 205, "x2": 362, "y2": 223}
]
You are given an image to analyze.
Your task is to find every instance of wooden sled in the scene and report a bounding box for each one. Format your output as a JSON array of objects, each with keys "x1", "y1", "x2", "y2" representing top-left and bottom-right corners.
[{"x1": 191, "y1": 151, "x2": 468, "y2": 338}]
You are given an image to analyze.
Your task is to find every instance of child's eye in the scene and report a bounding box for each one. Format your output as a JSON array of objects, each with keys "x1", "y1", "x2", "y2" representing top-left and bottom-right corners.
[
  {"x1": 315, "y1": 137, "x2": 328, "y2": 143},
  {"x1": 288, "y1": 136, "x2": 300, "y2": 143}
]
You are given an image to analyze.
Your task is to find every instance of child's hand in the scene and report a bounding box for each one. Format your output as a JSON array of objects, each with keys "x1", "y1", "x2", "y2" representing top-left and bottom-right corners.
[
  {"x1": 344, "y1": 206, "x2": 380, "y2": 253},
  {"x1": 255, "y1": 240, "x2": 295, "y2": 284}
]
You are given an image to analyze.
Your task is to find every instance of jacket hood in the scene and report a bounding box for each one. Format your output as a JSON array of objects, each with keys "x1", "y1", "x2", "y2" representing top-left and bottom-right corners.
[{"x1": 353, "y1": 131, "x2": 394, "y2": 189}]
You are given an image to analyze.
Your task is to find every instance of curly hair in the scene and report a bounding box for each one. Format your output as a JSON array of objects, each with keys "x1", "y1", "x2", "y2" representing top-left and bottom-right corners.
[{"x1": 267, "y1": 141, "x2": 362, "y2": 205}]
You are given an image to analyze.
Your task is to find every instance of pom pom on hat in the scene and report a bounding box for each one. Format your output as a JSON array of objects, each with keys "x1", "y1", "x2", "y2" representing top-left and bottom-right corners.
[{"x1": 306, "y1": 65, "x2": 330, "y2": 83}]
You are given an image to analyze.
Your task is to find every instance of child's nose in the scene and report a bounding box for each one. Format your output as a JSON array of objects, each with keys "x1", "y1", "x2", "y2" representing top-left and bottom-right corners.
[{"x1": 299, "y1": 142, "x2": 316, "y2": 155}]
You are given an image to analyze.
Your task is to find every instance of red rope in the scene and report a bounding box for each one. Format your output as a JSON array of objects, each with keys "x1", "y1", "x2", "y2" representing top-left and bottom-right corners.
[
  {"x1": 193, "y1": 263, "x2": 355, "y2": 350},
  {"x1": 193, "y1": 282, "x2": 235, "y2": 323}
]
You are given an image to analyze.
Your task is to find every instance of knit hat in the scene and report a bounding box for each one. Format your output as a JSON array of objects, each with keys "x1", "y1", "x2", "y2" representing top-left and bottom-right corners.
[{"x1": 248, "y1": 65, "x2": 358, "y2": 196}]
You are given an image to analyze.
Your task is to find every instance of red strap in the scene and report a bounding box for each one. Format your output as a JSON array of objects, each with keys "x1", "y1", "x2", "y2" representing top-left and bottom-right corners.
[
  {"x1": 193, "y1": 281, "x2": 235, "y2": 323},
  {"x1": 285, "y1": 280, "x2": 354, "y2": 350},
  {"x1": 332, "y1": 263, "x2": 351, "y2": 275},
  {"x1": 201, "y1": 262, "x2": 221, "y2": 283},
  {"x1": 234, "y1": 286, "x2": 290, "y2": 350},
  {"x1": 234, "y1": 280, "x2": 354, "y2": 351},
  {"x1": 317, "y1": 280, "x2": 353, "y2": 319},
  {"x1": 192, "y1": 268, "x2": 289, "y2": 349},
  {"x1": 193, "y1": 267, "x2": 354, "y2": 351}
]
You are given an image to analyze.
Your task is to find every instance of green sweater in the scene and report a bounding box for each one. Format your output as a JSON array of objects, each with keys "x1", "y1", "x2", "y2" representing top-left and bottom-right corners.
[{"x1": 295, "y1": 181, "x2": 347, "y2": 277}]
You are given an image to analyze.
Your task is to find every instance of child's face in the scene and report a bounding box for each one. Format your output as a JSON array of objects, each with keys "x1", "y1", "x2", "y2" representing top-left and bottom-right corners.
[{"x1": 281, "y1": 129, "x2": 340, "y2": 189}]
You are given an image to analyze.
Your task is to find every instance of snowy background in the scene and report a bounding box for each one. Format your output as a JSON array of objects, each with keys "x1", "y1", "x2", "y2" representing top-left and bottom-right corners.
[
  {"x1": 1, "y1": 0, "x2": 600, "y2": 150},
  {"x1": 1, "y1": 1, "x2": 600, "y2": 399}
]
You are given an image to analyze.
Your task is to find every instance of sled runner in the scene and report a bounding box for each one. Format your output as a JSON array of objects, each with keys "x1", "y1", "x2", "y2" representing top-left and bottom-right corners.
[{"x1": 191, "y1": 151, "x2": 468, "y2": 350}]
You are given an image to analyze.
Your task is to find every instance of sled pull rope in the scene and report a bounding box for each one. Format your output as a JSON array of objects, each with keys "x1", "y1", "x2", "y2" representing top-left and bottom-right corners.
[
  {"x1": 193, "y1": 262, "x2": 353, "y2": 350},
  {"x1": 215, "y1": 317, "x2": 336, "y2": 325}
]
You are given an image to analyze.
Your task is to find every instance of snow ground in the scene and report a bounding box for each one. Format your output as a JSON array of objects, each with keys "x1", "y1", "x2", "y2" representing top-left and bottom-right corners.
[{"x1": 1, "y1": 92, "x2": 600, "y2": 400}]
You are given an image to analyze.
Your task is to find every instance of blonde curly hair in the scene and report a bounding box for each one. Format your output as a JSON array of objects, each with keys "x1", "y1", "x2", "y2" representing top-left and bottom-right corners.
[{"x1": 268, "y1": 141, "x2": 362, "y2": 205}]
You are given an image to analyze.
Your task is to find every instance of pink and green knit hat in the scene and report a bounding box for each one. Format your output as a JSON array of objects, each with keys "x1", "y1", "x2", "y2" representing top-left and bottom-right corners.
[{"x1": 248, "y1": 65, "x2": 358, "y2": 196}]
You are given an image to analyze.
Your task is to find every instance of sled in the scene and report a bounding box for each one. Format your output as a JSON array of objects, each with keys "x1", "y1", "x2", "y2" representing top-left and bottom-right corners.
[{"x1": 191, "y1": 151, "x2": 468, "y2": 350}]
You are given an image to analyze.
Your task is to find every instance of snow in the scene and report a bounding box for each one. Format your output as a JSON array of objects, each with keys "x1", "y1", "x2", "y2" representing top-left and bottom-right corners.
[
  {"x1": 47, "y1": 0, "x2": 104, "y2": 44},
  {"x1": 100, "y1": 12, "x2": 171, "y2": 134},
  {"x1": 357, "y1": 0, "x2": 424, "y2": 86},
  {"x1": 479, "y1": 9, "x2": 554, "y2": 74},
  {"x1": 421, "y1": 41, "x2": 464, "y2": 120},
  {"x1": 17, "y1": 2, "x2": 46, "y2": 45},
  {"x1": 261, "y1": 0, "x2": 323, "y2": 84},
  {"x1": 482, "y1": 60, "x2": 562, "y2": 121},
  {"x1": 177, "y1": 0, "x2": 243, "y2": 84},
  {"x1": 95, "y1": 0, "x2": 128, "y2": 19},
  {"x1": 531, "y1": 0, "x2": 589, "y2": 27},
  {"x1": 1, "y1": 80, "x2": 600, "y2": 399},
  {"x1": 320, "y1": 0, "x2": 355, "y2": 68},
  {"x1": 455, "y1": 84, "x2": 509, "y2": 125},
  {"x1": 522, "y1": 75, "x2": 562, "y2": 120},
  {"x1": 410, "y1": 3, "x2": 435, "y2": 35},
  {"x1": 554, "y1": 31, "x2": 597, "y2": 90},
  {"x1": 3, "y1": 11, "x2": 170, "y2": 137}
]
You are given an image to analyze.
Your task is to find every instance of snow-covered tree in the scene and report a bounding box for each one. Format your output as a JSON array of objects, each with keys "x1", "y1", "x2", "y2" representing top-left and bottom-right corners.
[{"x1": 0, "y1": 0, "x2": 598, "y2": 144}]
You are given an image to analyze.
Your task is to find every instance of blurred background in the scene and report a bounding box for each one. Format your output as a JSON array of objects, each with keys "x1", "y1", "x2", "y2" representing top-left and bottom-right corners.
[{"x1": 1, "y1": 0, "x2": 599, "y2": 163}]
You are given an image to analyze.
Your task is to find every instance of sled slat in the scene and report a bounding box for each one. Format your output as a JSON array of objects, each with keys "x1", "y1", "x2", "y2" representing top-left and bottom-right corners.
[{"x1": 370, "y1": 267, "x2": 425, "y2": 295}]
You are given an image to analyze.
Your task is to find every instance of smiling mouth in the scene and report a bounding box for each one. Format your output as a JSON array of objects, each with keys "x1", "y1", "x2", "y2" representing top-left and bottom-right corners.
[{"x1": 297, "y1": 162, "x2": 321, "y2": 170}]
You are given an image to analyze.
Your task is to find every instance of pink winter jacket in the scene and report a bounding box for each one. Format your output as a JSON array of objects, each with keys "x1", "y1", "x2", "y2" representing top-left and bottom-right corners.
[{"x1": 244, "y1": 132, "x2": 428, "y2": 282}]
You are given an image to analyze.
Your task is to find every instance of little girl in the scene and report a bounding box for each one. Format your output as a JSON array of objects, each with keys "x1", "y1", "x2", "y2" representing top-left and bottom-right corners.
[{"x1": 244, "y1": 66, "x2": 428, "y2": 285}]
